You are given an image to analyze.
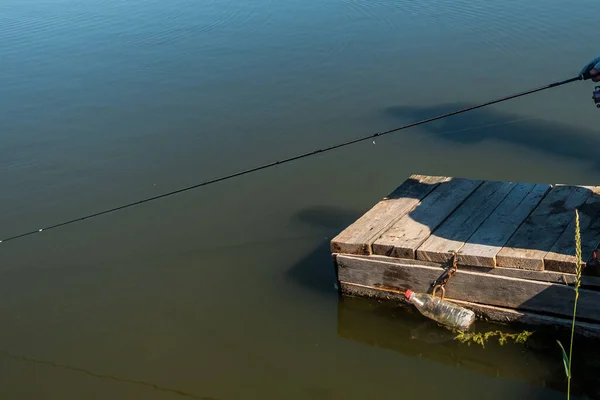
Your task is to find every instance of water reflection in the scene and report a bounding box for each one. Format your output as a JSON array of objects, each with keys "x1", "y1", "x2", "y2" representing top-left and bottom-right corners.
[{"x1": 336, "y1": 295, "x2": 600, "y2": 399}]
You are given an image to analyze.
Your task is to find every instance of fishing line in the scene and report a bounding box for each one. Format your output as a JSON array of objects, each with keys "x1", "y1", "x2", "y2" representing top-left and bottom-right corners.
[
  {"x1": 419, "y1": 116, "x2": 539, "y2": 138},
  {"x1": 0, "y1": 74, "x2": 588, "y2": 245}
]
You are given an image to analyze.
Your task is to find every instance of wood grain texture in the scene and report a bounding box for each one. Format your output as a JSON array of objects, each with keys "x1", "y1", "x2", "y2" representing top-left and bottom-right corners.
[
  {"x1": 336, "y1": 254, "x2": 600, "y2": 321},
  {"x1": 496, "y1": 185, "x2": 592, "y2": 270},
  {"x1": 416, "y1": 180, "x2": 516, "y2": 263},
  {"x1": 343, "y1": 253, "x2": 600, "y2": 288},
  {"x1": 544, "y1": 187, "x2": 600, "y2": 273},
  {"x1": 330, "y1": 175, "x2": 449, "y2": 255},
  {"x1": 339, "y1": 282, "x2": 600, "y2": 338},
  {"x1": 372, "y1": 178, "x2": 483, "y2": 259},
  {"x1": 457, "y1": 183, "x2": 550, "y2": 267}
]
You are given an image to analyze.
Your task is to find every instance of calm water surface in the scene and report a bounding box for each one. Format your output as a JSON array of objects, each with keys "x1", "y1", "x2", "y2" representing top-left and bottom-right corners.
[{"x1": 1, "y1": 0, "x2": 600, "y2": 398}]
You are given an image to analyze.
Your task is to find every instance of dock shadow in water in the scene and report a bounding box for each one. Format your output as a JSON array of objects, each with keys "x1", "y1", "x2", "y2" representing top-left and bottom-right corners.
[
  {"x1": 291, "y1": 206, "x2": 363, "y2": 231},
  {"x1": 337, "y1": 296, "x2": 600, "y2": 399},
  {"x1": 385, "y1": 103, "x2": 600, "y2": 170},
  {"x1": 285, "y1": 206, "x2": 363, "y2": 296},
  {"x1": 331, "y1": 176, "x2": 600, "y2": 397},
  {"x1": 287, "y1": 186, "x2": 600, "y2": 296}
]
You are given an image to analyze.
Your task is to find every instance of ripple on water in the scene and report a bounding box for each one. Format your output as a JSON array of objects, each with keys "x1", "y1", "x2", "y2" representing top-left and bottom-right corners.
[
  {"x1": 352, "y1": 0, "x2": 574, "y2": 58},
  {"x1": 339, "y1": 0, "x2": 406, "y2": 29},
  {"x1": 0, "y1": 0, "x2": 275, "y2": 55}
]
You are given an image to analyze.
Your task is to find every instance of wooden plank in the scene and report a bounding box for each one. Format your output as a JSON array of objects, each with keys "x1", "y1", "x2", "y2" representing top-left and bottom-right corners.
[
  {"x1": 339, "y1": 282, "x2": 600, "y2": 338},
  {"x1": 344, "y1": 253, "x2": 600, "y2": 288},
  {"x1": 336, "y1": 254, "x2": 600, "y2": 322},
  {"x1": 330, "y1": 175, "x2": 449, "y2": 255},
  {"x1": 458, "y1": 265, "x2": 600, "y2": 289},
  {"x1": 457, "y1": 183, "x2": 550, "y2": 267},
  {"x1": 372, "y1": 178, "x2": 483, "y2": 259},
  {"x1": 544, "y1": 187, "x2": 600, "y2": 273},
  {"x1": 416, "y1": 180, "x2": 516, "y2": 264},
  {"x1": 496, "y1": 185, "x2": 592, "y2": 270}
]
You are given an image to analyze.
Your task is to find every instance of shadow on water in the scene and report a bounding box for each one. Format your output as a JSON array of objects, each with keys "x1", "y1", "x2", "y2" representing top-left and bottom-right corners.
[
  {"x1": 326, "y1": 175, "x2": 600, "y2": 318},
  {"x1": 337, "y1": 296, "x2": 600, "y2": 399},
  {"x1": 285, "y1": 187, "x2": 600, "y2": 304},
  {"x1": 284, "y1": 240, "x2": 338, "y2": 297},
  {"x1": 285, "y1": 206, "x2": 363, "y2": 297},
  {"x1": 291, "y1": 206, "x2": 363, "y2": 231},
  {"x1": 384, "y1": 103, "x2": 600, "y2": 169},
  {"x1": 283, "y1": 187, "x2": 600, "y2": 397}
]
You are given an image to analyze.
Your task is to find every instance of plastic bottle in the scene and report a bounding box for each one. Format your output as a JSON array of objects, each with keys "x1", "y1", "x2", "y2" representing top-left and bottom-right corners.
[{"x1": 404, "y1": 289, "x2": 476, "y2": 331}]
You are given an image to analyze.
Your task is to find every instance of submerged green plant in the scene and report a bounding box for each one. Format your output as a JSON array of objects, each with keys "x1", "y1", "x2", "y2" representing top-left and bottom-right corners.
[
  {"x1": 557, "y1": 209, "x2": 583, "y2": 400},
  {"x1": 454, "y1": 330, "x2": 533, "y2": 348}
]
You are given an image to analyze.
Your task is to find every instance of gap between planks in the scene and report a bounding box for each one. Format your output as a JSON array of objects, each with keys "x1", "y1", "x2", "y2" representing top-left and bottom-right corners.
[
  {"x1": 424, "y1": 181, "x2": 600, "y2": 271},
  {"x1": 336, "y1": 254, "x2": 600, "y2": 322},
  {"x1": 331, "y1": 174, "x2": 600, "y2": 275},
  {"x1": 330, "y1": 175, "x2": 451, "y2": 255},
  {"x1": 343, "y1": 253, "x2": 600, "y2": 288},
  {"x1": 495, "y1": 185, "x2": 594, "y2": 270},
  {"x1": 419, "y1": 182, "x2": 551, "y2": 267},
  {"x1": 371, "y1": 177, "x2": 484, "y2": 259}
]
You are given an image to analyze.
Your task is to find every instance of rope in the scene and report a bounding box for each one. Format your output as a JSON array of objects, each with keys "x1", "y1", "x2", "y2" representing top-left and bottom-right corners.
[{"x1": 0, "y1": 75, "x2": 585, "y2": 245}]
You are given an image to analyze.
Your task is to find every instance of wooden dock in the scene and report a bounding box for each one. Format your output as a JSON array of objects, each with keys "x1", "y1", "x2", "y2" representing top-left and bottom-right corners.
[{"x1": 331, "y1": 174, "x2": 600, "y2": 335}]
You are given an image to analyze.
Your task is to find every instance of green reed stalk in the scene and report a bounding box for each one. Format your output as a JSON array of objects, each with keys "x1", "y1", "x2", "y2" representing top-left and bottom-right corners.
[{"x1": 557, "y1": 209, "x2": 583, "y2": 400}]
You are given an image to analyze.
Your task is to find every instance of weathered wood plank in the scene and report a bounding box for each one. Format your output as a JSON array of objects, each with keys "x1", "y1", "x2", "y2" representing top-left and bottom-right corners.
[
  {"x1": 339, "y1": 282, "x2": 600, "y2": 338},
  {"x1": 544, "y1": 187, "x2": 600, "y2": 273},
  {"x1": 336, "y1": 254, "x2": 600, "y2": 322},
  {"x1": 457, "y1": 183, "x2": 550, "y2": 267},
  {"x1": 330, "y1": 175, "x2": 449, "y2": 255},
  {"x1": 416, "y1": 180, "x2": 516, "y2": 263},
  {"x1": 458, "y1": 265, "x2": 600, "y2": 288},
  {"x1": 343, "y1": 253, "x2": 600, "y2": 288},
  {"x1": 372, "y1": 178, "x2": 483, "y2": 259},
  {"x1": 496, "y1": 185, "x2": 592, "y2": 270}
]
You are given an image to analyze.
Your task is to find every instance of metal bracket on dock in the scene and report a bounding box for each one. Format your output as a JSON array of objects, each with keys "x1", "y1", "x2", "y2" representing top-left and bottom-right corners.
[{"x1": 431, "y1": 253, "x2": 458, "y2": 300}]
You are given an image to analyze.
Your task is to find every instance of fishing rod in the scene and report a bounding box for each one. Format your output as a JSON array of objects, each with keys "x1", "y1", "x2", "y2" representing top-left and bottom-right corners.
[{"x1": 0, "y1": 73, "x2": 596, "y2": 245}]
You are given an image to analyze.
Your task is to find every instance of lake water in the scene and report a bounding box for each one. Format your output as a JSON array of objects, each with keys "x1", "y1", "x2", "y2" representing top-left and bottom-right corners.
[{"x1": 1, "y1": 0, "x2": 600, "y2": 398}]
